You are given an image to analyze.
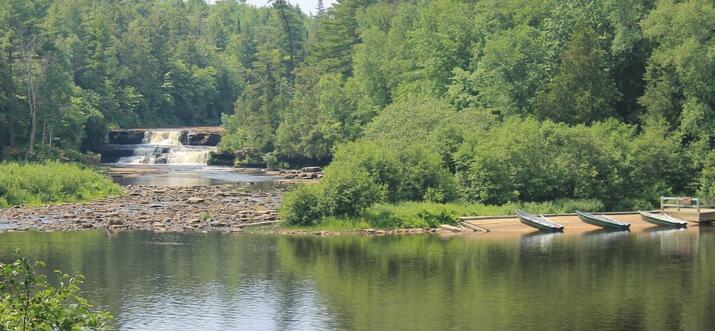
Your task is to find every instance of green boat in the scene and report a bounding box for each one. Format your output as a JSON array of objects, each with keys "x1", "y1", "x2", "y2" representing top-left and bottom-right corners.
[
  {"x1": 576, "y1": 211, "x2": 630, "y2": 231},
  {"x1": 639, "y1": 211, "x2": 687, "y2": 228},
  {"x1": 517, "y1": 210, "x2": 564, "y2": 232}
]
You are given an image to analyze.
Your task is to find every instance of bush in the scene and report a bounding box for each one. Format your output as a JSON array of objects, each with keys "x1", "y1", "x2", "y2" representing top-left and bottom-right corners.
[
  {"x1": 365, "y1": 202, "x2": 463, "y2": 228},
  {"x1": 320, "y1": 167, "x2": 386, "y2": 217},
  {"x1": 280, "y1": 185, "x2": 324, "y2": 226},
  {"x1": 0, "y1": 162, "x2": 121, "y2": 207},
  {"x1": 1, "y1": 257, "x2": 112, "y2": 329},
  {"x1": 454, "y1": 117, "x2": 683, "y2": 209},
  {"x1": 281, "y1": 139, "x2": 460, "y2": 225},
  {"x1": 329, "y1": 141, "x2": 457, "y2": 203}
]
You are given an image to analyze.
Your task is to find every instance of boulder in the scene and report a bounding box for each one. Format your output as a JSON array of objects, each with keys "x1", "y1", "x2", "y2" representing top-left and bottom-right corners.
[
  {"x1": 186, "y1": 131, "x2": 221, "y2": 146},
  {"x1": 207, "y1": 151, "x2": 235, "y2": 166},
  {"x1": 107, "y1": 130, "x2": 145, "y2": 144}
]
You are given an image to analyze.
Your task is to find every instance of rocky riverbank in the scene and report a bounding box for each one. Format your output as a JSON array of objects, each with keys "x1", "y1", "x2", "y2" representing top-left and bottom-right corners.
[
  {"x1": 0, "y1": 179, "x2": 478, "y2": 236},
  {"x1": 0, "y1": 185, "x2": 283, "y2": 233}
]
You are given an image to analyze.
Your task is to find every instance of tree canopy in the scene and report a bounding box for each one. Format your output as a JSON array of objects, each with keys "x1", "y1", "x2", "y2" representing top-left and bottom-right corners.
[{"x1": 0, "y1": 0, "x2": 713, "y2": 201}]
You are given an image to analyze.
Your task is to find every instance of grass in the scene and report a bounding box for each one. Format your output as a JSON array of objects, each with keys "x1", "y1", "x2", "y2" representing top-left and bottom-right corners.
[
  {"x1": 0, "y1": 161, "x2": 122, "y2": 207},
  {"x1": 273, "y1": 217, "x2": 372, "y2": 232}
]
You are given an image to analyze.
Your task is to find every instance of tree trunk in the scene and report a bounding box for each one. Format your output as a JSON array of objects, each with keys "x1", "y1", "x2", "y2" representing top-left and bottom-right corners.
[
  {"x1": 20, "y1": 34, "x2": 38, "y2": 161},
  {"x1": 6, "y1": 37, "x2": 16, "y2": 148},
  {"x1": 41, "y1": 118, "x2": 47, "y2": 145},
  {"x1": 8, "y1": 118, "x2": 15, "y2": 148},
  {"x1": 275, "y1": 0, "x2": 295, "y2": 81}
]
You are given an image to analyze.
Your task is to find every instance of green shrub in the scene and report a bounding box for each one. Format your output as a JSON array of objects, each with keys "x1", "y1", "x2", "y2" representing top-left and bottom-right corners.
[
  {"x1": 454, "y1": 117, "x2": 684, "y2": 209},
  {"x1": 1, "y1": 257, "x2": 113, "y2": 329},
  {"x1": 280, "y1": 184, "x2": 325, "y2": 226},
  {"x1": 329, "y1": 141, "x2": 457, "y2": 203},
  {"x1": 320, "y1": 167, "x2": 386, "y2": 216},
  {"x1": 0, "y1": 162, "x2": 121, "y2": 207},
  {"x1": 365, "y1": 202, "x2": 462, "y2": 228}
]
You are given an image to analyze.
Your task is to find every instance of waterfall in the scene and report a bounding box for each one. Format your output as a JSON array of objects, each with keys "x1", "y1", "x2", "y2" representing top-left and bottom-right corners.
[
  {"x1": 165, "y1": 149, "x2": 212, "y2": 165},
  {"x1": 114, "y1": 130, "x2": 215, "y2": 165},
  {"x1": 142, "y1": 130, "x2": 184, "y2": 146}
]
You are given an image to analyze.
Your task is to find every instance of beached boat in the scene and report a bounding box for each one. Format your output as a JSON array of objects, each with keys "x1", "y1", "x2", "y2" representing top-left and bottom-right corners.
[
  {"x1": 576, "y1": 211, "x2": 630, "y2": 230},
  {"x1": 639, "y1": 211, "x2": 688, "y2": 228},
  {"x1": 516, "y1": 210, "x2": 565, "y2": 232}
]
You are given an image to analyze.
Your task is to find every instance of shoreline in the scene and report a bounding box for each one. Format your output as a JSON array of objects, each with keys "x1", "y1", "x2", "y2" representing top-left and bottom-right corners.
[
  {"x1": 0, "y1": 182, "x2": 476, "y2": 236},
  {"x1": 4, "y1": 183, "x2": 708, "y2": 237}
]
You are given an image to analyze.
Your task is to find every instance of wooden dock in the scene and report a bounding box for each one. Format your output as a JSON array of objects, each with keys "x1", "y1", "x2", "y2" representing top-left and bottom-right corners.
[
  {"x1": 460, "y1": 212, "x2": 709, "y2": 238},
  {"x1": 662, "y1": 208, "x2": 715, "y2": 223},
  {"x1": 659, "y1": 197, "x2": 715, "y2": 223}
]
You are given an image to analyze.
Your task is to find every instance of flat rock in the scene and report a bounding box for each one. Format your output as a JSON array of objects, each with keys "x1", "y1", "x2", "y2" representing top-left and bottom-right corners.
[
  {"x1": 187, "y1": 197, "x2": 205, "y2": 204},
  {"x1": 439, "y1": 224, "x2": 465, "y2": 233}
]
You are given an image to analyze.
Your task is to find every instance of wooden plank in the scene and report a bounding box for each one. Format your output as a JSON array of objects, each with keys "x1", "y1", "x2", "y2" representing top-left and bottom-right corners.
[{"x1": 663, "y1": 208, "x2": 715, "y2": 223}]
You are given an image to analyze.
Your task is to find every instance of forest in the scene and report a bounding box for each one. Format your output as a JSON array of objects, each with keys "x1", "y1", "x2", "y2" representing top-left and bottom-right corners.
[{"x1": 1, "y1": 0, "x2": 715, "y2": 219}]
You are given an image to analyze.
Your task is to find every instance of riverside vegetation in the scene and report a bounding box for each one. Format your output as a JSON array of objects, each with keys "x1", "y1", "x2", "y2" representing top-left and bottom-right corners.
[
  {"x1": 0, "y1": 162, "x2": 120, "y2": 208},
  {"x1": 0, "y1": 256, "x2": 112, "y2": 330},
  {"x1": 1, "y1": 0, "x2": 715, "y2": 228}
]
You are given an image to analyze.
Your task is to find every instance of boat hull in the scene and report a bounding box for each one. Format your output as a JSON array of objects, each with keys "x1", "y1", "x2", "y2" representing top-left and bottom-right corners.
[
  {"x1": 517, "y1": 211, "x2": 564, "y2": 232},
  {"x1": 639, "y1": 211, "x2": 687, "y2": 228},
  {"x1": 576, "y1": 211, "x2": 630, "y2": 231}
]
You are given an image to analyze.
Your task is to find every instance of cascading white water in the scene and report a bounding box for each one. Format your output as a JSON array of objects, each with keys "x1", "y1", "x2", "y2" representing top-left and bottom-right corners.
[
  {"x1": 165, "y1": 149, "x2": 212, "y2": 164},
  {"x1": 115, "y1": 130, "x2": 215, "y2": 165},
  {"x1": 142, "y1": 130, "x2": 184, "y2": 146}
]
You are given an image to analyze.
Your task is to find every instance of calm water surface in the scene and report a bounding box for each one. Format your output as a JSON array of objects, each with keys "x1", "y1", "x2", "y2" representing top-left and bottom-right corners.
[
  {"x1": 107, "y1": 165, "x2": 276, "y2": 188},
  {"x1": 1, "y1": 229, "x2": 714, "y2": 330}
]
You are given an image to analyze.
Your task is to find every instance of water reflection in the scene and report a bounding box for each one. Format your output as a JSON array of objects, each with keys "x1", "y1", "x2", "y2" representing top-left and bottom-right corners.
[
  {"x1": 518, "y1": 231, "x2": 562, "y2": 253},
  {"x1": 641, "y1": 227, "x2": 697, "y2": 257},
  {"x1": 0, "y1": 231, "x2": 714, "y2": 330}
]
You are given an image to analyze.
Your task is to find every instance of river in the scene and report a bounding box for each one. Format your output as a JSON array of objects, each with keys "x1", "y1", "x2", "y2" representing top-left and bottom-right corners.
[{"x1": 1, "y1": 229, "x2": 714, "y2": 330}]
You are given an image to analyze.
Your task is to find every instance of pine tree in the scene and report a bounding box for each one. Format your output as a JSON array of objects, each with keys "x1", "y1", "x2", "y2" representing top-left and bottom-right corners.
[
  {"x1": 316, "y1": 0, "x2": 325, "y2": 16},
  {"x1": 535, "y1": 26, "x2": 620, "y2": 124}
]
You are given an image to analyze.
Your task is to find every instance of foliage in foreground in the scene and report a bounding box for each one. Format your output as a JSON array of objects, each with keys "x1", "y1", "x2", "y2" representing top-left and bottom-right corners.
[
  {"x1": 0, "y1": 257, "x2": 112, "y2": 330},
  {"x1": 0, "y1": 162, "x2": 121, "y2": 208}
]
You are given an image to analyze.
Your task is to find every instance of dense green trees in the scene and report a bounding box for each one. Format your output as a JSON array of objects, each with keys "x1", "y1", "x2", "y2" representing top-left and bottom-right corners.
[
  {"x1": 535, "y1": 26, "x2": 620, "y2": 124},
  {"x1": 1, "y1": 0, "x2": 714, "y2": 211},
  {"x1": 0, "y1": 0, "x2": 307, "y2": 160},
  {"x1": 220, "y1": 0, "x2": 712, "y2": 172}
]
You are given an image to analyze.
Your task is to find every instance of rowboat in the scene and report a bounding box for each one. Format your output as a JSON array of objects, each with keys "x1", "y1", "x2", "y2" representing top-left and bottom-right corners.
[
  {"x1": 639, "y1": 211, "x2": 687, "y2": 228},
  {"x1": 576, "y1": 211, "x2": 630, "y2": 230},
  {"x1": 516, "y1": 210, "x2": 564, "y2": 232}
]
